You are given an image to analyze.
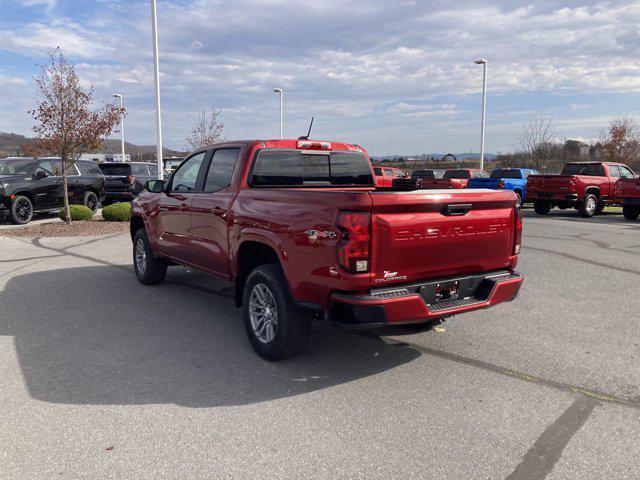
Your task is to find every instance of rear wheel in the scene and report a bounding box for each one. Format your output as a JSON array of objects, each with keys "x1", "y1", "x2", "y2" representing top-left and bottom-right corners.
[
  {"x1": 513, "y1": 191, "x2": 522, "y2": 208},
  {"x1": 579, "y1": 194, "x2": 598, "y2": 218},
  {"x1": 533, "y1": 200, "x2": 551, "y2": 215},
  {"x1": 623, "y1": 205, "x2": 640, "y2": 220},
  {"x1": 242, "y1": 264, "x2": 312, "y2": 360},
  {"x1": 10, "y1": 195, "x2": 34, "y2": 224},
  {"x1": 133, "y1": 228, "x2": 167, "y2": 285},
  {"x1": 84, "y1": 191, "x2": 99, "y2": 213}
]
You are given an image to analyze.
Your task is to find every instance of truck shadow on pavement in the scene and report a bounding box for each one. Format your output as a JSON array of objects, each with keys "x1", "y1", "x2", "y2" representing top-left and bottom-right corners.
[{"x1": 1, "y1": 265, "x2": 420, "y2": 407}]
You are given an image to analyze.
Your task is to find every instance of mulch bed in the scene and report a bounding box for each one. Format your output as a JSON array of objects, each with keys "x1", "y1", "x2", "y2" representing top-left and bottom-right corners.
[{"x1": 0, "y1": 220, "x2": 129, "y2": 237}]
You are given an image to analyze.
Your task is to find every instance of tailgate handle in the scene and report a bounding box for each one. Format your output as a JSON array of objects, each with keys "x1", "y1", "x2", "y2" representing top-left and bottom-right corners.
[{"x1": 443, "y1": 203, "x2": 472, "y2": 216}]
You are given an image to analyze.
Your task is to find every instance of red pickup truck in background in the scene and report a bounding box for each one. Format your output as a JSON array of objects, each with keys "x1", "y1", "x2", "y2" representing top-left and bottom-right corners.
[
  {"x1": 373, "y1": 166, "x2": 407, "y2": 187},
  {"x1": 616, "y1": 176, "x2": 640, "y2": 220},
  {"x1": 418, "y1": 168, "x2": 489, "y2": 189},
  {"x1": 527, "y1": 162, "x2": 636, "y2": 218},
  {"x1": 130, "y1": 139, "x2": 523, "y2": 360}
]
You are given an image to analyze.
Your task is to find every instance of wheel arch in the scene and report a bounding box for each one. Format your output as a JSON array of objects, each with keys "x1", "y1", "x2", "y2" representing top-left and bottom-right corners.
[
  {"x1": 584, "y1": 186, "x2": 600, "y2": 197},
  {"x1": 235, "y1": 240, "x2": 284, "y2": 307}
]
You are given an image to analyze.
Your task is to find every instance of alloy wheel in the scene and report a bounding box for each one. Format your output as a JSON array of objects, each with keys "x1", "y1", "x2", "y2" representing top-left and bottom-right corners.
[
  {"x1": 135, "y1": 238, "x2": 147, "y2": 275},
  {"x1": 249, "y1": 283, "x2": 278, "y2": 343},
  {"x1": 15, "y1": 198, "x2": 32, "y2": 223}
]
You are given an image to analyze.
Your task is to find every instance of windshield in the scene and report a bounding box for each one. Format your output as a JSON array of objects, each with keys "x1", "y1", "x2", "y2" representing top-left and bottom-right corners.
[
  {"x1": 0, "y1": 158, "x2": 38, "y2": 175},
  {"x1": 251, "y1": 150, "x2": 374, "y2": 187},
  {"x1": 490, "y1": 169, "x2": 522, "y2": 179},
  {"x1": 444, "y1": 170, "x2": 471, "y2": 179},
  {"x1": 561, "y1": 163, "x2": 605, "y2": 176}
]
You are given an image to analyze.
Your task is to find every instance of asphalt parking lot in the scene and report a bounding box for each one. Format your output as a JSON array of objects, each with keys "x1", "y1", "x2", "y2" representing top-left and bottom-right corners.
[{"x1": 1, "y1": 210, "x2": 639, "y2": 479}]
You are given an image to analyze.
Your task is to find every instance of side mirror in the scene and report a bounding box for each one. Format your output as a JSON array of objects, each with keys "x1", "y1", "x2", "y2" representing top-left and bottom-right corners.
[
  {"x1": 34, "y1": 170, "x2": 48, "y2": 180},
  {"x1": 145, "y1": 179, "x2": 166, "y2": 193}
]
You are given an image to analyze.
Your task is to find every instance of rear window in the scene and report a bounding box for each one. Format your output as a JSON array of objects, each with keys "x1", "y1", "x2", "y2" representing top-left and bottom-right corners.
[
  {"x1": 561, "y1": 164, "x2": 605, "y2": 176},
  {"x1": 490, "y1": 169, "x2": 522, "y2": 179},
  {"x1": 250, "y1": 150, "x2": 373, "y2": 187},
  {"x1": 373, "y1": 167, "x2": 382, "y2": 175},
  {"x1": 77, "y1": 161, "x2": 103, "y2": 175},
  {"x1": 444, "y1": 170, "x2": 471, "y2": 179},
  {"x1": 99, "y1": 163, "x2": 131, "y2": 176},
  {"x1": 131, "y1": 164, "x2": 150, "y2": 175},
  {"x1": 411, "y1": 170, "x2": 435, "y2": 179}
]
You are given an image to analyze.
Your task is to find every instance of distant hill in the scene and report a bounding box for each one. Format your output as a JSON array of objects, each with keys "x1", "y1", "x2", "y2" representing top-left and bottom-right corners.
[
  {"x1": 370, "y1": 152, "x2": 497, "y2": 162},
  {"x1": 0, "y1": 132, "x2": 186, "y2": 158}
]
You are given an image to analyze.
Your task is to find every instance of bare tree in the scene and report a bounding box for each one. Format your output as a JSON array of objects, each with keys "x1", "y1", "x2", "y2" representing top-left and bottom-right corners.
[
  {"x1": 514, "y1": 118, "x2": 557, "y2": 172},
  {"x1": 29, "y1": 49, "x2": 122, "y2": 223},
  {"x1": 597, "y1": 116, "x2": 640, "y2": 168},
  {"x1": 185, "y1": 107, "x2": 225, "y2": 151}
]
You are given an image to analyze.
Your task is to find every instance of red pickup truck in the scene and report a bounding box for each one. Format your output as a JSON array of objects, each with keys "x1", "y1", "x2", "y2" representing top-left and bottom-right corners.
[
  {"x1": 418, "y1": 169, "x2": 489, "y2": 189},
  {"x1": 373, "y1": 166, "x2": 406, "y2": 187},
  {"x1": 527, "y1": 162, "x2": 636, "y2": 217},
  {"x1": 616, "y1": 176, "x2": 640, "y2": 220},
  {"x1": 130, "y1": 139, "x2": 523, "y2": 360}
]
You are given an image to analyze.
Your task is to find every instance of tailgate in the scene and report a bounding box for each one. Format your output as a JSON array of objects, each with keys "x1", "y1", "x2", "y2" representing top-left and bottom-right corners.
[
  {"x1": 419, "y1": 179, "x2": 453, "y2": 189},
  {"x1": 467, "y1": 178, "x2": 500, "y2": 189},
  {"x1": 369, "y1": 189, "x2": 517, "y2": 284},
  {"x1": 528, "y1": 175, "x2": 574, "y2": 191}
]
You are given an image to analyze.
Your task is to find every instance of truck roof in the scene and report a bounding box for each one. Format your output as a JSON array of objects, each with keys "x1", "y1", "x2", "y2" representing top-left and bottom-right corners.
[{"x1": 200, "y1": 139, "x2": 367, "y2": 153}]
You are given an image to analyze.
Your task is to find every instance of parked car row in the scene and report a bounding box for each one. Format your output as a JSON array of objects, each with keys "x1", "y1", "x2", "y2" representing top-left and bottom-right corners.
[
  {"x1": 373, "y1": 161, "x2": 640, "y2": 220},
  {"x1": 0, "y1": 157, "x2": 160, "y2": 224}
]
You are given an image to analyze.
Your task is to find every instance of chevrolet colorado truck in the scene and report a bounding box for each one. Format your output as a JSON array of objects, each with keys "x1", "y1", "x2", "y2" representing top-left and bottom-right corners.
[
  {"x1": 417, "y1": 168, "x2": 489, "y2": 189},
  {"x1": 130, "y1": 139, "x2": 523, "y2": 360},
  {"x1": 527, "y1": 162, "x2": 635, "y2": 217},
  {"x1": 467, "y1": 168, "x2": 540, "y2": 207},
  {"x1": 615, "y1": 176, "x2": 640, "y2": 220}
]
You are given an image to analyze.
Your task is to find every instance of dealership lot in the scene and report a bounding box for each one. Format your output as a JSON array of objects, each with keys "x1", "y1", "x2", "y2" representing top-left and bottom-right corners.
[{"x1": 1, "y1": 211, "x2": 639, "y2": 479}]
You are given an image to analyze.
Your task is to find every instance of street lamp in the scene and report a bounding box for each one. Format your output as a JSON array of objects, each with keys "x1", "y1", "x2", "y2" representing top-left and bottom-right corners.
[
  {"x1": 273, "y1": 88, "x2": 283, "y2": 139},
  {"x1": 150, "y1": 0, "x2": 163, "y2": 179},
  {"x1": 474, "y1": 59, "x2": 488, "y2": 171},
  {"x1": 112, "y1": 93, "x2": 125, "y2": 162}
]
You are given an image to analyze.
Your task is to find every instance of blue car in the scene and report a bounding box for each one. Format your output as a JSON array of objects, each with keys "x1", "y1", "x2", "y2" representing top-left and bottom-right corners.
[{"x1": 467, "y1": 168, "x2": 540, "y2": 206}]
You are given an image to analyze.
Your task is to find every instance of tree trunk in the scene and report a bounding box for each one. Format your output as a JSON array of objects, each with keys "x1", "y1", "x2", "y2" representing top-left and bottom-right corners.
[{"x1": 62, "y1": 168, "x2": 71, "y2": 224}]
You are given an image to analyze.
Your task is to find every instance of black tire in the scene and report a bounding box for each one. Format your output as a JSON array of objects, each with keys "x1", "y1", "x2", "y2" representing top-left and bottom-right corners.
[
  {"x1": 579, "y1": 193, "x2": 598, "y2": 218},
  {"x1": 242, "y1": 264, "x2": 312, "y2": 360},
  {"x1": 133, "y1": 228, "x2": 167, "y2": 285},
  {"x1": 84, "y1": 191, "x2": 99, "y2": 213},
  {"x1": 594, "y1": 201, "x2": 605, "y2": 215},
  {"x1": 533, "y1": 200, "x2": 551, "y2": 215},
  {"x1": 10, "y1": 195, "x2": 34, "y2": 224},
  {"x1": 623, "y1": 205, "x2": 640, "y2": 220},
  {"x1": 513, "y1": 191, "x2": 522, "y2": 208}
]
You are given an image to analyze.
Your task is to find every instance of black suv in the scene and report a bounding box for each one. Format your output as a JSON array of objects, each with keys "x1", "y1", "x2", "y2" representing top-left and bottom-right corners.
[
  {"x1": 0, "y1": 157, "x2": 106, "y2": 224},
  {"x1": 98, "y1": 162, "x2": 158, "y2": 204}
]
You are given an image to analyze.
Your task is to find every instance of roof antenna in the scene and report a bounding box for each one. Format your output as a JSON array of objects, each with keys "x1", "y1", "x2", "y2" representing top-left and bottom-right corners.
[{"x1": 298, "y1": 116, "x2": 314, "y2": 140}]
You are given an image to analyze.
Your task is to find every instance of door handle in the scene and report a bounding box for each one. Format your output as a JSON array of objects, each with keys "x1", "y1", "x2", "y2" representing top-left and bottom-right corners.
[
  {"x1": 211, "y1": 206, "x2": 225, "y2": 216},
  {"x1": 443, "y1": 203, "x2": 472, "y2": 216},
  {"x1": 179, "y1": 205, "x2": 189, "y2": 211}
]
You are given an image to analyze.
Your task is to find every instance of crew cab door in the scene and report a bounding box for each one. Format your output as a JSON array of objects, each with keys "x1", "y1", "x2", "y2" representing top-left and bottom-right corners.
[
  {"x1": 155, "y1": 151, "x2": 208, "y2": 262},
  {"x1": 188, "y1": 146, "x2": 242, "y2": 277}
]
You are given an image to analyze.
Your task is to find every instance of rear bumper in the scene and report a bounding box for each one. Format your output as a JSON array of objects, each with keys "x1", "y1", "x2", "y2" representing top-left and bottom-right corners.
[
  {"x1": 623, "y1": 197, "x2": 640, "y2": 206},
  {"x1": 105, "y1": 190, "x2": 135, "y2": 201},
  {"x1": 329, "y1": 271, "x2": 523, "y2": 329}
]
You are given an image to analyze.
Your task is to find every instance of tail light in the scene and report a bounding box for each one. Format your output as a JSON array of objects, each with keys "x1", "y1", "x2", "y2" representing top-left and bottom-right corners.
[
  {"x1": 337, "y1": 212, "x2": 371, "y2": 273},
  {"x1": 499, "y1": 180, "x2": 505, "y2": 189},
  {"x1": 127, "y1": 175, "x2": 136, "y2": 185},
  {"x1": 513, "y1": 205, "x2": 522, "y2": 255}
]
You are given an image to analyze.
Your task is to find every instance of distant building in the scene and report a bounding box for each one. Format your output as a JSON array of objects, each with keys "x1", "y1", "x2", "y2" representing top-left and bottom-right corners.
[
  {"x1": 79, "y1": 153, "x2": 131, "y2": 162},
  {"x1": 579, "y1": 145, "x2": 590, "y2": 158}
]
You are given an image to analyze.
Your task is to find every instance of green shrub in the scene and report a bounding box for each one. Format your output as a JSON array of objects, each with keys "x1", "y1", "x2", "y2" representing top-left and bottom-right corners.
[
  {"x1": 58, "y1": 204, "x2": 94, "y2": 221},
  {"x1": 102, "y1": 202, "x2": 132, "y2": 222}
]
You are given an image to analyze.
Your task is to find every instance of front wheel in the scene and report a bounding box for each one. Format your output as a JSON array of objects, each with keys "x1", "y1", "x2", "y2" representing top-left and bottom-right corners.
[
  {"x1": 10, "y1": 195, "x2": 34, "y2": 224},
  {"x1": 623, "y1": 205, "x2": 640, "y2": 220},
  {"x1": 579, "y1": 194, "x2": 598, "y2": 218},
  {"x1": 513, "y1": 191, "x2": 522, "y2": 208},
  {"x1": 533, "y1": 200, "x2": 551, "y2": 215},
  {"x1": 133, "y1": 228, "x2": 167, "y2": 285},
  {"x1": 243, "y1": 264, "x2": 312, "y2": 360}
]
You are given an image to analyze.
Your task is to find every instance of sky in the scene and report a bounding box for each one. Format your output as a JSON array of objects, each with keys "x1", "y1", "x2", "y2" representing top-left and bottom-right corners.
[{"x1": 1, "y1": 0, "x2": 640, "y2": 155}]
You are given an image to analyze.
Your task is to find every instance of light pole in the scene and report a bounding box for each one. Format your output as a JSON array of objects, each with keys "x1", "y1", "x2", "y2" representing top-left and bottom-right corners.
[
  {"x1": 112, "y1": 93, "x2": 125, "y2": 162},
  {"x1": 474, "y1": 59, "x2": 488, "y2": 171},
  {"x1": 151, "y1": 0, "x2": 163, "y2": 179},
  {"x1": 273, "y1": 88, "x2": 283, "y2": 139}
]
